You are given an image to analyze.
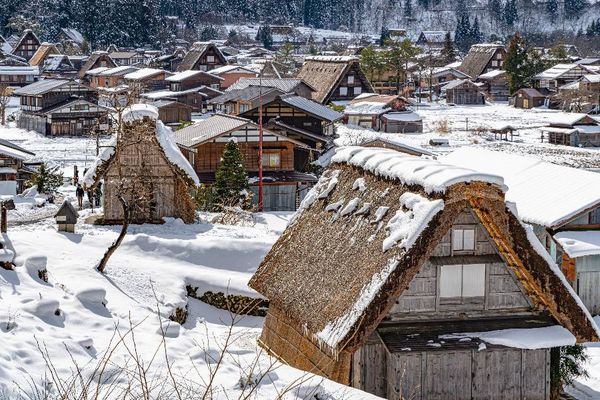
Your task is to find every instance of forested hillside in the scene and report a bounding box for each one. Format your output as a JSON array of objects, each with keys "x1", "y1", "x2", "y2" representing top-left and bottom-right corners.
[{"x1": 1, "y1": 0, "x2": 600, "y2": 49}]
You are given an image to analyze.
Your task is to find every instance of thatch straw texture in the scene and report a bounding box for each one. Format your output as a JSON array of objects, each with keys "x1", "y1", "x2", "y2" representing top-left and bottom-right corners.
[{"x1": 250, "y1": 159, "x2": 598, "y2": 382}]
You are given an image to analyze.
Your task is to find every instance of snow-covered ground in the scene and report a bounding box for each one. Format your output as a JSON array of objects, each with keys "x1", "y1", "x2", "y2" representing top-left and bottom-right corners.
[
  {"x1": 0, "y1": 212, "x2": 379, "y2": 399},
  {"x1": 1, "y1": 100, "x2": 600, "y2": 398},
  {"x1": 338, "y1": 102, "x2": 600, "y2": 169}
]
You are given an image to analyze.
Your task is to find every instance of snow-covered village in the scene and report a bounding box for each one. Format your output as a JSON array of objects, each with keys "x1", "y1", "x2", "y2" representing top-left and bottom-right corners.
[{"x1": 2, "y1": 0, "x2": 600, "y2": 399}]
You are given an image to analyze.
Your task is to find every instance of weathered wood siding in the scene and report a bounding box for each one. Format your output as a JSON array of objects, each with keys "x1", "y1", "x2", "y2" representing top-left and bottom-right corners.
[
  {"x1": 103, "y1": 118, "x2": 195, "y2": 223},
  {"x1": 388, "y1": 209, "x2": 534, "y2": 321},
  {"x1": 194, "y1": 141, "x2": 295, "y2": 173},
  {"x1": 384, "y1": 348, "x2": 550, "y2": 400},
  {"x1": 351, "y1": 335, "x2": 387, "y2": 397}
]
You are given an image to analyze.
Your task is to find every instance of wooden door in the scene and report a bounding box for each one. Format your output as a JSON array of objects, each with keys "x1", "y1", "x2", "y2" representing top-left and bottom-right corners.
[{"x1": 523, "y1": 98, "x2": 529, "y2": 108}]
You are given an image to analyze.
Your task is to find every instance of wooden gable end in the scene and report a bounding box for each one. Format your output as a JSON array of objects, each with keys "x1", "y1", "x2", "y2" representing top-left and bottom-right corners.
[
  {"x1": 387, "y1": 208, "x2": 535, "y2": 323},
  {"x1": 328, "y1": 62, "x2": 373, "y2": 103}
]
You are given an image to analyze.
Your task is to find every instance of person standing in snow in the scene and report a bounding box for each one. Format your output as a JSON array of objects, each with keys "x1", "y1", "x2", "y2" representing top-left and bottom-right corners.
[{"x1": 76, "y1": 184, "x2": 85, "y2": 209}]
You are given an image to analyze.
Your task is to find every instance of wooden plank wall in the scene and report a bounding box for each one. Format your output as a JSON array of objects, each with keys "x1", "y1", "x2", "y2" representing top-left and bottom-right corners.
[
  {"x1": 384, "y1": 349, "x2": 550, "y2": 400},
  {"x1": 194, "y1": 140, "x2": 295, "y2": 172},
  {"x1": 388, "y1": 209, "x2": 534, "y2": 321}
]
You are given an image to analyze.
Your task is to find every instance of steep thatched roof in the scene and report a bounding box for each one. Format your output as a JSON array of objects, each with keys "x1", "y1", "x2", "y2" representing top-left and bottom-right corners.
[
  {"x1": 177, "y1": 42, "x2": 226, "y2": 72},
  {"x1": 458, "y1": 44, "x2": 504, "y2": 79},
  {"x1": 249, "y1": 146, "x2": 599, "y2": 354},
  {"x1": 79, "y1": 51, "x2": 116, "y2": 78},
  {"x1": 29, "y1": 43, "x2": 60, "y2": 66},
  {"x1": 296, "y1": 56, "x2": 374, "y2": 104}
]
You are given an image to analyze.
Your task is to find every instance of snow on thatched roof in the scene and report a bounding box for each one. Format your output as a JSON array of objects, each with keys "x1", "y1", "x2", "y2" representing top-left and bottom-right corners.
[
  {"x1": 250, "y1": 146, "x2": 600, "y2": 354},
  {"x1": 83, "y1": 104, "x2": 199, "y2": 187}
]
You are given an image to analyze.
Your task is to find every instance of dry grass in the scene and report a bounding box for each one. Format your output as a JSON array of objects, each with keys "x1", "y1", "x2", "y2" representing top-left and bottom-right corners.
[{"x1": 432, "y1": 119, "x2": 450, "y2": 134}]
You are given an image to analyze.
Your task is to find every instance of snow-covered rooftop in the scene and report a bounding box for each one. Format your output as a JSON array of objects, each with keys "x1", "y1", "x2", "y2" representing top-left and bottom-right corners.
[
  {"x1": 332, "y1": 146, "x2": 506, "y2": 194},
  {"x1": 124, "y1": 68, "x2": 165, "y2": 81},
  {"x1": 165, "y1": 70, "x2": 222, "y2": 82},
  {"x1": 555, "y1": 231, "x2": 600, "y2": 258},
  {"x1": 442, "y1": 147, "x2": 600, "y2": 228}
]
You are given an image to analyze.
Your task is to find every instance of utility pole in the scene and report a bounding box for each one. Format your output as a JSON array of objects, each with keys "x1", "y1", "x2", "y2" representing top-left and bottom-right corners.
[{"x1": 258, "y1": 70, "x2": 264, "y2": 212}]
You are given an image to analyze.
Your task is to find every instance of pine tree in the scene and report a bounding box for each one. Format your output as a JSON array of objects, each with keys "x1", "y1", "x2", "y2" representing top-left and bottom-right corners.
[
  {"x1": 564, "y1": 0, "x2": 588, "y2": 19},
  {"x1": 470, "y1": 18, "x2": 482, "y2": 44},
  {"x1": 546, "y1": 0, "x2": 558, "y2": 17},
  {"x1": 200, "y1": 25, "x2": 218, "y2": 41},
  {"x1": 27, "y1": 163, "x2": 64, "y2": 194},
  {"x1": 404, "y1": 0, "x2": 413, "y2": 17},
  {"x1": 488, "y1": 0, "x2": 503, "y2": 21},
  {"x1": 212, "y1": 140, "x2": 250, "y2": 210},
  {"x1": 360, "y1": 45, "x2": 385, "y2": 82},
  {"x1": 504, "y1": 32, "x2": 528, "y2": 94},
  {"x1": 503, "y1": 0, "x2": 518, "y2": 26},
  {"x1": 255, "y1": 24, "x2": 273, "y2": 49},
  {"x1": 454, "y1": 15, "x2": 471, "y2": 53},
  {"x1": 384, "y1": 38, "x2": 421, "y2": 94},
  {"x1": 379, "y1": 26, "x2": 390, "y2": 46},
  {"x1": 441, "y1": 31, "x2": 456, "y2": 64}
]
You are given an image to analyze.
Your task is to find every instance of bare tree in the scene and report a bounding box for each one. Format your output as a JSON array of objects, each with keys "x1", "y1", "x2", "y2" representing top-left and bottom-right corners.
[{"x1": 0, "y1": 83, "x2": 12, "y2": 126}]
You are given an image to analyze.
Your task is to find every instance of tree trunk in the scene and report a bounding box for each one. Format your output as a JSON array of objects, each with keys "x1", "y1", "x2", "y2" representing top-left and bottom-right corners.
[{"x1": 97, "y1": 195, "x2": 130, "y2": 273}]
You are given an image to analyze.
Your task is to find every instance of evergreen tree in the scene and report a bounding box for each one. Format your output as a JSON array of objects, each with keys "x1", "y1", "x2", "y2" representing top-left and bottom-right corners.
[
  {"x1": 488, "y1": 0, "x2": 504, "y2": 21},
  {"x1": 454, "y1": 15, "x2": 471, "y2": 53},
  {"x1": 503, "y1": 0, "x2": 518, "y2": 26},
  {"x1": 404, "y1": 0, "x2": 413, "y2": 17},
  {"x1": 548, "y1": 43, "x2": 570, "y2": 62},
  {"x1": 546, "y1": 0, "x2": 558, "y2": 18},
  {"x1": 504, "y1": 32, "x2": 528, "y2": 94},
  {"x1": 384, "y1": 38, "x2": 421, "y2": 94},
  {"x1": 441, "y1": 31, "x2": 456, "y2": 64},
  {"x1": 27, "y1": 164, "x2": 64, "y2": 194},
  {"x1": 255, "y1": 24, "x2": 273, "y2": 49},
  {"x1": 200, "y1": 25, "x2": 218, "y2": 41},
  {"x1": 379, "y1": 26, "x2": 390, "y2": 46},
  {"x1": 275, "y1": 41, "x2": 296, "y2": 76},
  {"x1": 212, "y1": 140, "x2": 250, "y2": 210},
  {"x1": 470, "y1": 18, "x2": 482, "y2": 44},
  {"x1": 564, "y1": 0, "x2": 588, "y2": 19},
  {"x1": 360, "y1": 45, "x2": 385, "y2": 82}
]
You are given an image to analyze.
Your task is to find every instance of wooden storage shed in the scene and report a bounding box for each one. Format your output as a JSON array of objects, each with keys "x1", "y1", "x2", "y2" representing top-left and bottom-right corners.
[
  {"x1": 83, "y1": 104, "x2": 199, "y2": 224},
  {"x1": 249, "y1": 147, "x2": 599, "y2": 400},
  {"x1": 443, "y1": 79, "x2": 485, "y2": 105}
]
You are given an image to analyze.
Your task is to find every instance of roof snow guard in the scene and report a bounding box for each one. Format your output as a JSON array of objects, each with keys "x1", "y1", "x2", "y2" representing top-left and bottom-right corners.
[{"x1": 249, "y1": 146, "x2": 599, "y2": 358}]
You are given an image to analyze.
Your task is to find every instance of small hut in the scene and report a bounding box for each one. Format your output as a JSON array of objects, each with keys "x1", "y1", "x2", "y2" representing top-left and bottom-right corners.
[
  {"x1": 249, "y1": 146, "x2": 599, "y2": 399},
  {"x1": 55, "y1": 200, "x2": 78, "y2": 232},
  {"x1": 442, "y1": 79, "x2": 485, "y2": 105},
  {"x1": 83, "y1": 104, "x2": 199, "y2": 224}
]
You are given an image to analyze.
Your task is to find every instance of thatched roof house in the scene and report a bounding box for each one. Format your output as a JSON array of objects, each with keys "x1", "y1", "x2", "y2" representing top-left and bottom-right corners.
[
  {"x1": 29, "y1": 43, "x2": 60, "y2": 67},
  {"x1": 83, "y1": 104, "x2": 199, "y2": 224},
  {"x1": 296, "y1": 56, "x2": 374, "y2": 104},
  {"x1": 458, "y1": 44, "x2": 506, "y2": 80},
  {"x1": 79, "y1": 51, "x2": 116, "y2": 78},
  {"x1": 177, "y1": 42, "x2": 227, "y2": 72},
  {"x1": 249, "y1": 146, "x2": 598, "y2": 398}
]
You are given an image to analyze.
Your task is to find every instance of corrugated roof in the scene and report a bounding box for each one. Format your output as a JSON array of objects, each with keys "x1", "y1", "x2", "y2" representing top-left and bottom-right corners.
[
  {"x1": 442, "y1": 147, "x2": 600, "y2": 228},
  {"x1": 280, "y1": 95, "x2": 343, "y2": 122},
  {"x1": 227, "y1": 77, "x2": 308, "y2": 93},
  {"x1": 124, "y1": 68, "x2": 166, "y2": 81},
  {"x1": 209, "y1": 86, "x2": 282, "y2": 104},
  {"x1": 13, "y1": 79, "x2": 70, "y2": 96},
  {"x1": 172, "y1": 114, "x2": 251, "y2": 147},
  {"x1": 165, "y1": 69, "x2": 222, "y2": 82}
]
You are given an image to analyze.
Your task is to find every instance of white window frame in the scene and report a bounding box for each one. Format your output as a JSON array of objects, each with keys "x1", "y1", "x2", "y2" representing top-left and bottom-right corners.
[
  {"x1": 452, "y1": 227, "x2": 475, "y2": 252},
  {"x1": 339, "y1": 86, "x2": 348, "y2": 96},
  {"x1": 206, "y1": 55, "x2": 215, "y2": 63},
  {"x1": 354, "y1": 86, "x2": 362, "y2": 95},
  {"x1": 439, "y1": 264, "x2": 486, "y2": 298},
  {"x1": 347, "y1": 75, "x2": 355, "y2": 84}
]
